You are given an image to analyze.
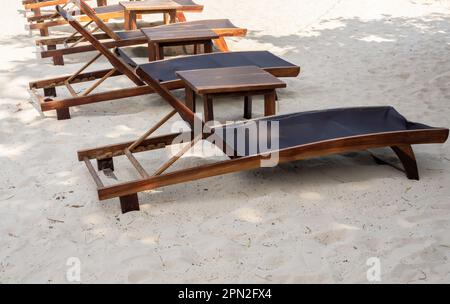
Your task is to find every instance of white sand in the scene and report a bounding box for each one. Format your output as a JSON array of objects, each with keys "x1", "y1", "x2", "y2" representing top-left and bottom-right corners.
[{"x1": 1, "y1": 0, "x2": 450, "y2": 283}]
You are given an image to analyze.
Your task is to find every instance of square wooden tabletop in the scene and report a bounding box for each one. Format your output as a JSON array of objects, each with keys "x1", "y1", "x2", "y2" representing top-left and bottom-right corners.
[
  {"x1": 141, "y1": 24, "x2": 219, "y2": 43},
  {"x1": 120, "y1": 0, "x2": 203, "y2": 11},
  {"x1": 120, "y1": 0, "x2": 181, "y2": 11},
  {"x1": 176, "y1": 66, "x2": 287, "y2": 95}
]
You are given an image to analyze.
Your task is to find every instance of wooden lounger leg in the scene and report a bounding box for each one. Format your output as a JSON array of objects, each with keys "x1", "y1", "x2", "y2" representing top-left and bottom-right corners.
[
  {"x1": 213, "y1": 37, "x2": 229, "y2": 52},
  {"x1": 56, "y1": 108, "x2": 71, "y2": 120},
  {"x1": 47, "y1": 46, "x2": 65, "y2": 66},
  {"x1": 43, "y1": 86, "x2": 70, "y2": 119},
  {"x1": 391, "y1": 144, "x2": 419, "y2": 180},
  {"x1": 47, "y1": 45, "x2": 64, "y2": 66},
  {"x1": 97, "y1": 157, "x2": 114, "y2": 171},
  {"x1": 119, "y1": 193, "x2": 140, "y2": 213},
  {"x1": 44, "y1": 87, "x2": 56, "y2": 98},
  {"x1": 32, "y1": 8, "x2": 49, "y2": 36}
]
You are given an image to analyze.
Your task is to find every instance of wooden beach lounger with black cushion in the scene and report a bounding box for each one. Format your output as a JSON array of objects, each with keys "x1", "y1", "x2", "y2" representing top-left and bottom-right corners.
[
  {"x1": 27, "y1": 0, "x2": 203, "y2": 36},
  {"x1": 29, "y1": 50, "x2": 299, "y2": 119},
  {"x1": 77, "y1": 65, "x2": 449, "y2": 213},
  {"x1": 37, "y1": 0, "x2": 243, "y2": 65},
  {"x1": 38, "y1": 18, "x2": 247, "y2": 65},
  {"x1": 28, "y1": 6, "x2": 298, "y2": 119}
]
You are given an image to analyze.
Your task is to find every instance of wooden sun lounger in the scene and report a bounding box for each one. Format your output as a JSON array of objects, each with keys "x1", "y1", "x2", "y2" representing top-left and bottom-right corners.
[
  {"x1": 27, "y1": 0, "x2": 203, "y2": 36},
  {"x1": 38, "y1": 19, "x2": 247, "y2": 65},
  {"x1": 36, "y1": 0, "x2": 241, "y2": 65},
  {"x1": 28, "y1": 5, "x2": 299, "y2": 120},
  {"x1": 24, "y1": 0, "x2": 109, "y2": 36},
  {"x1": 77, "y1": 65, "x2": 449, "y2": 213},
  {"x1": 23, "y1": 0, "x2": 107, "y2": 10}
]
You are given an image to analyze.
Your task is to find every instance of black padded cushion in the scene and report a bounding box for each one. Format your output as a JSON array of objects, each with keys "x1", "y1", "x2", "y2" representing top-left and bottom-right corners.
[
  {"x1": 214, "y1": 107, "x2": 435, "y2": 157},
  {"x1": 116, "y1": 30, "x2": 145, "y2": 40},
  {"x1": 138, "y1": 51, "x2": 298, "y2": 83},
  {"x1": 70, "y1": 4, "x2": 122, "y2": 16},
  {"x1": 114, "y1": 48, "x2": 137, "y2": 68}
]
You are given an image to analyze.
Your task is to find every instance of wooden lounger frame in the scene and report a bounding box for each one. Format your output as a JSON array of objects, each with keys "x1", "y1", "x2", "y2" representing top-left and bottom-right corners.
[
  {"x1": 36, "y1": 2, "x2": 246, "y2": 65},
  {"x1": 24, "y1": 0, "x2": 108, "y2": 36},
  {"x1": 29, "y1": 5, "x2": 297, "y2": 120},
  {"x1": 36, "y1": 23, "x2": 246, "y2": 65},
  {"x1": 77, "y1": 65, "x2": 449, "y2": 213},
  {"x1": 27, "y1": 0, "x2": 203, "y2": 36}
]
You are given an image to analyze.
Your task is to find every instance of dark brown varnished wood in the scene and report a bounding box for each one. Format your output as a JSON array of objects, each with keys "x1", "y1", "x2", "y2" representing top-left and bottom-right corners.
[
  {"x1": 176, "y1": 66, "x2": 286, "y2": 95},
  {"x1": 264, "y1": 91, "x2": 276, "y2": 116},
  {"x1": 203, "y1": 95, "x2": 214, "y2": 122},
  {"x1": 93, "y1": 128, "x2": 448, "y2": 201},
  {"x1": 244, "y1": 96, "x2": 252, "y2": 119},
  {"x1": 391, "y1": 144, "x2": 419, "y2": 180},
  {"x1": 120, "y1": 193, "x2": 140, "y2": 213},
  {"x1": 142, "y1": 25, "x2": 218, "y2": 61},
  {"x1": 97, "y1": 157, "x2": 114, "y2": 171},
  {"x1": 177, "y1": 66, "x2": 286, "y2": 121},
  {"x1": 185, "y1": 86, "x2": 196, "y2": 113},
  {"x1": 37, "y1": 19, "x2": 246, "y2": 65}
]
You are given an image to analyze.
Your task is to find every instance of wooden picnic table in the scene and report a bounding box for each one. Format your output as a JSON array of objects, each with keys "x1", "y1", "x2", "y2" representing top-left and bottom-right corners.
[
  {"x1": 176, "y1": 66, "x2": 287, "y2": 122},
  {"x1": 120, "y1": 0, "x2": 204, "y2": 30}
]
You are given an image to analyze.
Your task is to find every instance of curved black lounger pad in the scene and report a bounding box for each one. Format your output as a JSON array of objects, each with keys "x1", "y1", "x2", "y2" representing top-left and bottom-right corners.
[
  {"x1": 137, "y1": 51, "x2": 300, "y2": 83},
  {"x1": 214, "y1": 106, "x2": 449, "y2": 157}
]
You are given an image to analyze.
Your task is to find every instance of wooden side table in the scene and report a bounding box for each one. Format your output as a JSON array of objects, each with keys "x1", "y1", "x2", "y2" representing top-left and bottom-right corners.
[
  {"x1": 141, "y1": 25, "x2": 219, "y2": 61},
  {"x1": 120, "y1": 0, "x2": 204, "y2": 30},
  {"x1": 176, "y1": 66, "x2": 287, "y2": 122}
]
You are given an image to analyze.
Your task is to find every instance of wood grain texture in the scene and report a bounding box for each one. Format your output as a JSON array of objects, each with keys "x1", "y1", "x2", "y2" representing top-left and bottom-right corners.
[
  {"x1": 176, "y1": 66, "x2": 287, "y2": 94},
  {"x1": 96, "y1": 128, "x2": 449, "y2": 201}
]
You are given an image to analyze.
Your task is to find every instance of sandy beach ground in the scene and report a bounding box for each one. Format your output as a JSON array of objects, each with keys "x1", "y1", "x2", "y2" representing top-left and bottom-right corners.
[{"x1": 1, "y1": 0, "x2": 449, "y2": 283}]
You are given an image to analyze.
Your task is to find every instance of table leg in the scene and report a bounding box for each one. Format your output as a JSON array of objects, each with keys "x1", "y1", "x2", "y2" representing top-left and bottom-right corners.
[
  {"x1": 185, "y1": 87, "x2": 196, "y2": 113},
  {"x1": 156, "y1": 43, "x2": 164, "y2": 60},
  {"x1": 176, "y1": 12, "x2": 187, "y2": 22},
  {"x1": 124, "y1": 11, "x2": 137, "y2": 30},
  {"x1": 163, "y1": 13, "x2": 169, "y2": 24},
  {"x1": 244, "y1": 95, "x2": 252, "y2": 119},
  {"x1": 264, "y1": 91, "x2": 276, "y2": 116},
  {"x1": 148, "y1": 42, "x2": 156, "y2": 61},
  {"x1": 124, "y1": 11, "x2": 130, "y2": 30},
  {"x1": 169, "y1": 11, "x2": 177, "y2": 23},
  {"x1": 203, "y1": 95, "x2": 214, "y2": 122},
  {"x1": 204, "y1": 41, "x2": 213, "y2": 53},
  {"x1": 213, "y1": 37, "x2": 229, "y2": 52}
]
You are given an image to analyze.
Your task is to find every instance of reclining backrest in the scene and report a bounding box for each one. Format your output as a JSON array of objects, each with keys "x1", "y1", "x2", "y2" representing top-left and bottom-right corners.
[
  {"x1": 56, "y1": 5, "x2": 144, "y2": 86},
  {"x1": 72, "y1": 0, "x2": 121, "y2": 40},
  {"x1": 136, "y1": 66, "x2": 198, "y2": 127}
]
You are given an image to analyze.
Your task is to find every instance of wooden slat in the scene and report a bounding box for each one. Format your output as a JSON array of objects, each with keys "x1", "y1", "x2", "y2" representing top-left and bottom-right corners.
[
  {"x1": 153, "y1": 133, "x2": 202, "y2": 175},
  {"x1": 124, "y1": 149, "x2": 150, "y2": 178},
  {"x1": 78, "y1": 132, "x2": 189, "y2": 161},
  {"x1": 83, "y1": 157, "x2": 104, "y2": 188},
  {"x1": 128, "y1": 110, "x2": 177, "y2": 151}
]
